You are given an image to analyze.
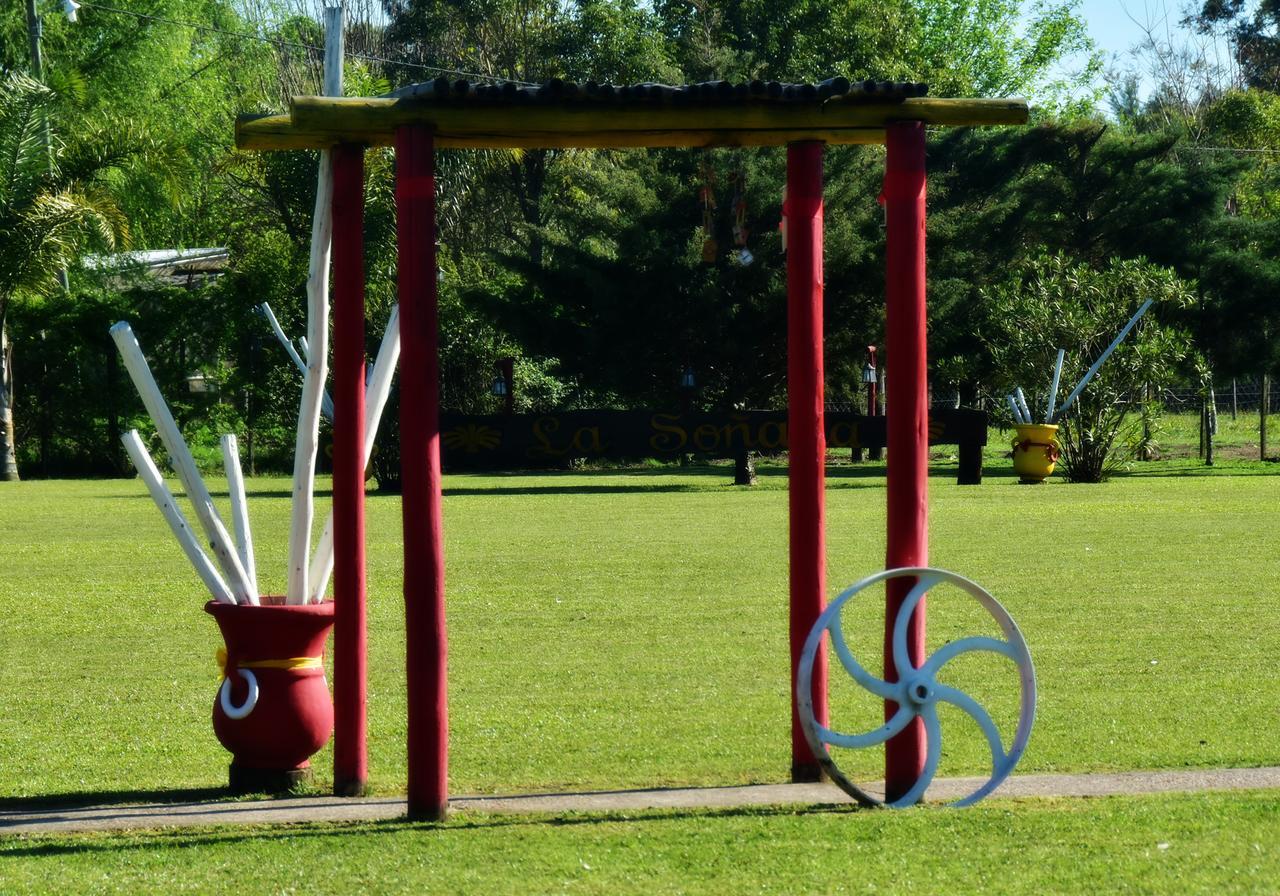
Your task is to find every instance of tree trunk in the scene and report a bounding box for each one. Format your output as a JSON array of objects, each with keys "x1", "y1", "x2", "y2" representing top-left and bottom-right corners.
[
  {"x1": 734, "y1": 449, "x2": 757, "y2": 485},
  {"x1": 1262, "y1": 373, "x2": 1270, "y2": 461},
  {"x1": 1198, "y1": 395, "x2": 1205, "y2": 459},
  {"x1": 105, "y1": 338, "x2": 122, "y2": 475},
  {"x1": 510, "y1": 149, "x2": 548, "y2": 267},
  {"x1": 1, "y1": 315, "x2": 19, "y2": 481},
  {"x1": 1139, "y1": 382, "x2": 1154, "y2": 461},
  {"x1": 1205, "y1": 382, "x2": 1216, "y2": 467},
  {"x1": 38, "y1": 330, "x2": 51, "y2": 477}
]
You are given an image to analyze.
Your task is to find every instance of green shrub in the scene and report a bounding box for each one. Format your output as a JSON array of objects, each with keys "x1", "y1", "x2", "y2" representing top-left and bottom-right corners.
[{"x1": 981, "y1": 254, "x2": 1194, "y2": 482}]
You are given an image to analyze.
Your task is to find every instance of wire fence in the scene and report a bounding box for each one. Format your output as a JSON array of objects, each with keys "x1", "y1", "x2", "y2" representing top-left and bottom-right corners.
[
  {"x1": 826, "y1": 379, "x2": 1278, "y2": 416},
  {"x1": 1158, "y1": 380, "x2": 1278, "y2": 415}
]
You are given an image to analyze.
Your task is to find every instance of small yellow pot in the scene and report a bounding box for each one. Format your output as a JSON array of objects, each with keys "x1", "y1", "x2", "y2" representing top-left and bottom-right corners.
[{"x1": 1011, "y1": 423, "x2": 1060, "y2": 484}]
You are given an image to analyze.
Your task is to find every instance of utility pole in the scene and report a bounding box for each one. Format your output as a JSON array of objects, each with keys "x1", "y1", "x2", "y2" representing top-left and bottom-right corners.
[{"x1": 24, "y1": 0, "x2": 70, "y2": 292}]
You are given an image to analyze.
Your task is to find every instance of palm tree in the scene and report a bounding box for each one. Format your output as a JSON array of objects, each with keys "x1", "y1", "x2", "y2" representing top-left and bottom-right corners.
[{"x1": 0, "y1": 70, "x2": 128, "y2": 480}]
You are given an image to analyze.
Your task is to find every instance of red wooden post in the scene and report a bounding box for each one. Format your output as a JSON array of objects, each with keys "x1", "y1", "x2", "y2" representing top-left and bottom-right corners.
[
  {"x1": 396, "y1": 123, "x2": 449, "y2": 820},
  {"x1": 882, "y1": 121, "x2": 929, "y2": 802},
  {"x1": 331, "y1": 143, "x2": 368, "y2": 797},
  {"x1": 786, "y1": 140, "x2": 828, "y2": 782}
]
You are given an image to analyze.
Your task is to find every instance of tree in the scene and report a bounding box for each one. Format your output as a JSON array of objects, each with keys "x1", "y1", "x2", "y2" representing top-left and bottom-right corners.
[
  {"x1": 1203, "y1": 88, "x2": 1280, "y2": 218},
  {"x1": 926, "y1": 120, "x2": 1241, "y2": 399},
  {"x1": 653, "y1": 0, "x2": 1098, "y2": 108},
  {"x1": 384, "y1": 0, "x2": 678, "y2": 268},
  {"x1": 981, "y1": 254, "x2": 1195, "y2": 482},
  {"x1": 1190, "y1": 0, "x2": 1280, "y2": 92},
  {"x1": 0, "y1": 72, "x2": 128, "y2": 480}
]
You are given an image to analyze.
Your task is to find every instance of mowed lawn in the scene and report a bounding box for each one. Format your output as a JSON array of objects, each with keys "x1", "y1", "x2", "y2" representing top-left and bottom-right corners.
[
  {"x1": 1, "y1": 457, "x2": 1276, "y2": 798},
  {"x1": 1, "y1": 457, "x2": 1278, "y2": 893},
  {"x1": 2, "y1": 792, "x2": 1278, "y2": 895}
]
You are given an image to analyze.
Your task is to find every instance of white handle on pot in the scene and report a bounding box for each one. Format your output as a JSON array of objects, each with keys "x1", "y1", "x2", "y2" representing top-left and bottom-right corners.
[{"x1": 219, "y1": 669, "x2": 260, "y2": 720}]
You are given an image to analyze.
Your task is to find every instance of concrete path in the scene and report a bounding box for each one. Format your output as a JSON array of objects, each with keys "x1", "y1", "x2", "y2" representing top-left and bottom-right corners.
[{"x1": 3, "y1": 767, "x2": 1278, "y2": 836}]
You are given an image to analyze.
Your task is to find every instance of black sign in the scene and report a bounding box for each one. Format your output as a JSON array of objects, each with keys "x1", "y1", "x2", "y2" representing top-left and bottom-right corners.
[{"x1": 438, "y1": 408, "x2": 986, "y2": 483}]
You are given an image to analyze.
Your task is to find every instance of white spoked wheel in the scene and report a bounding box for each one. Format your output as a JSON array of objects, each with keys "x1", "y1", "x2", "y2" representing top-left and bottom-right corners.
[
  {"x1": 797, "y1": 566, "x2": 1035, "y2": 808},
  {"x1": 219, "y1": 668, "x2": 260, "y2": 720}
]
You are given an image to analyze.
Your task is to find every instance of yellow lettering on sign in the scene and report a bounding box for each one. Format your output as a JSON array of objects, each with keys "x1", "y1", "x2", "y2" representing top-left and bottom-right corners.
[
  {"x1": 573, "y1": 427, "x2": 606, "y2": 453},
  {"x1": 650, "y1": 414, "x2": 688, "y2": 452},
  {"x1": 829, "y1": 421, "x2": 858, "y2": 448},
  {"x1": 531, "y1": 416, "x2": 566, "y2": 456}
]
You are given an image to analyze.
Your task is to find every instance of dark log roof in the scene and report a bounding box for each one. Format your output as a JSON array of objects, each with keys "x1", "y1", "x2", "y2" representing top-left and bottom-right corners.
[
  {"x1": 236, "y1": 82, "x2": 1028, "y2": 151},
  {"x1": 382, "y1": 77, "x2": 928, "y2": 105}
]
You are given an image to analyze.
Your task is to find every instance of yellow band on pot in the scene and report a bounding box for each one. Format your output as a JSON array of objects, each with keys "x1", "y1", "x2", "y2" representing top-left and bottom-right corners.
[{"x1": 216, "y1": 647, "x2": 324, "y2": 678}]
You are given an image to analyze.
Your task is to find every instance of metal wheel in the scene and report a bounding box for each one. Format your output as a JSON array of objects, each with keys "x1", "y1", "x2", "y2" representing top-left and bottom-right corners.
[{"x1": 796, "y1": 566, "x2": 1035, "y2": 808}]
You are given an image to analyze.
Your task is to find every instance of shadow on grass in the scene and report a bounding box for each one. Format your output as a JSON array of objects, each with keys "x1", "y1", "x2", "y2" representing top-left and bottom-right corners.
[
  {"x1": 106, "y1": 460, "x2": 1025, "y2": 502},
  {"x1": 0, "y1": 800, "x2": 861, "y2": 857},
  {"x1": 0, "y1": 787, "x2": 232, "y2": 812},
  {"x1": 1106, "y1": 459, "x2": 1280, "y2": 478},
  {"x1": 108, "y1": 489, "x2": 335, "y2": 501}
]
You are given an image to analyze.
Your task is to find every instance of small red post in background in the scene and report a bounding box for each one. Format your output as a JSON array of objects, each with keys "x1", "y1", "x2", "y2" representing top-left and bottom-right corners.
[
  {"x1": 786, "y1": 140, "x2": 828, "y2": 782},
  {"x1": 882, "y1": 120, "x2": 929, "y2": 803},
  {"x1": 396, "y1": 123, "x2": 449, "y2": 821},
  {"x1": 331, "y1": 142, "x2": 368, "y2": 797}
]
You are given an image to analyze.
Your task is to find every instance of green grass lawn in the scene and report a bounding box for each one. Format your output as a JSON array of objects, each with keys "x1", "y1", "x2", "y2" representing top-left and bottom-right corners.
[
  {"x1": 1, "y1": 455, "x2": 1276, "y2": 797},
  {"x1": 3, "y1": 792, "x2": 1278, "y2": 894},
  {"x1": 1, "y1": 449, "x2": 1277, "y2": 891}
]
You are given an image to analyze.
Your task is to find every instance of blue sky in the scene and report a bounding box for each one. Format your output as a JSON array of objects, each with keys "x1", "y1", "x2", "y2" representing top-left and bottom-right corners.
[
  {"x1": 1057, "y1": 0, "x2": 1233, "y2": 99},
  {"x1": 1077, "y1": 0, "x2": 1170, "y2": 61}
]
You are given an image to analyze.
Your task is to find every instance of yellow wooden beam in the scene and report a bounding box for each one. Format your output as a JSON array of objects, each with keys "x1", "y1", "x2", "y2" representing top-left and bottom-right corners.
[
  {"x1": 235, "y1": 96, "x2": 1027, "y2": 151},
  {"x1": 236, "y1": 114, "x2": 888, "y2": 151}
]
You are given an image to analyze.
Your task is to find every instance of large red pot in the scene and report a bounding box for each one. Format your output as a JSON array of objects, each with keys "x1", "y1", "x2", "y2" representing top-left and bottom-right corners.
[{"x1": 205, "y1": 599, "x2": 335, "y2": 792}]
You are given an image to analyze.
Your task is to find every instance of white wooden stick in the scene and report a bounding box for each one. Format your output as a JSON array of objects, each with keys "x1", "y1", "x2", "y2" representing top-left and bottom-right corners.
[
  {"x1": 122, "y1": 430, "x2": 236, "y2": 605},
  {"x1": 1055, "y1": 299, "x2": 1154, "y2": 421},
  {"x1": 309, "y1": 305, "x2": 400, "y2": 603},
  {"x1": 1046, "y1": 348, "x2": 1065, "y2": 423},
  {"x1": 261, "y1": 302, "x2": 308, "y2": 376},
  {"x1": 262, "y1": 305, "x2": 335, "y2": 422},
  {"x1": 287, "y1": 150, "x2": 335, "y2": 604},
  {"x1": 221, "y1": 434, "x2": 258, "y2": 598},
  {"x1": 296, "y1": 335, "x2": 337, "y2": 422},
  {"x1": 287, "y1": 3, "x2": 345, "y2": 604},
  {"x1": 1014, "y1": 387, "x2": 1032, "y2": 423},
  {"x1": 111, "y1": 322, "x2": 255, "y2": 604},
  {"x1": 1007, "y1": 394, "x2": 1025, "y2": 424},
  {"x1": 323, "y1": 2, "x2": 344, "y2": 98}
]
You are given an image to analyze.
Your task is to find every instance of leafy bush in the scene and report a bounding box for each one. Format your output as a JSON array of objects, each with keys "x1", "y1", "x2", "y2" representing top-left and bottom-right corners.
[{"x1": 981, "y1": 255, "x2": 1194, "y2": 482}]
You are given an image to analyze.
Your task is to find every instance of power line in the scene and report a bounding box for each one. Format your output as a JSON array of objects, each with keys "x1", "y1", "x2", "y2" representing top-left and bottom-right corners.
[
  {"x1": 77, "y1": 2, "x2": 535, "y2": 86},
  {"x1": 1190, "y1": 145, "x2": 1280, "y2": 155}
]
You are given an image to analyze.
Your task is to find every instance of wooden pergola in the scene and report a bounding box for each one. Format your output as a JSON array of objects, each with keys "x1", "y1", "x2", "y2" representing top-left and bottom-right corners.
[{"x1": 235, "y1": 80, "x2": 1028, "y2": 820}]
